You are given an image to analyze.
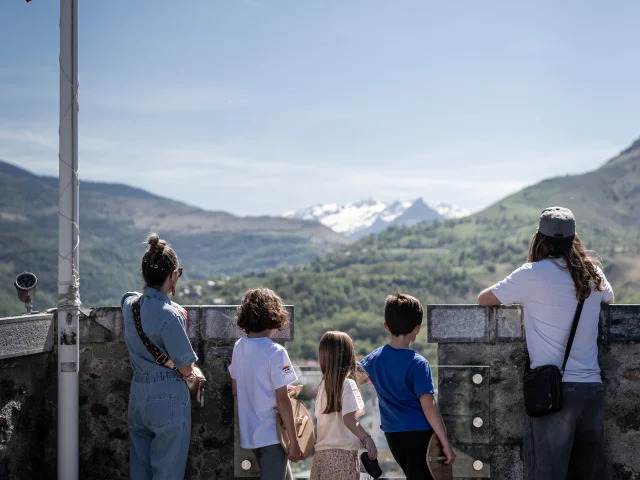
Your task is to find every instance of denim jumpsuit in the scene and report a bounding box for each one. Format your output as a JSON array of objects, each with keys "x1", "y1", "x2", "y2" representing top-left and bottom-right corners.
[{"x1": 122, "y1": 287, "x2": 198, "y2": 480}]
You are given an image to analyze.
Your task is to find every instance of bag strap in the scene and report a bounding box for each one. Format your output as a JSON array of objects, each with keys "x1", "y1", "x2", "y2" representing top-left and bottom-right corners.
[
  {"x1": 131, "y1": 296, "x2": 178, "y2": 372},
  {"x1": 560, "y1": 300, "x2": 584, "y2": 374}
]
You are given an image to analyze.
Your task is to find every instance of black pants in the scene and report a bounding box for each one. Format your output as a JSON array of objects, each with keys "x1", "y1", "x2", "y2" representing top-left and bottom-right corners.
[{"x1": 385, "y1": 429, "x2": 435, "y2": 480}]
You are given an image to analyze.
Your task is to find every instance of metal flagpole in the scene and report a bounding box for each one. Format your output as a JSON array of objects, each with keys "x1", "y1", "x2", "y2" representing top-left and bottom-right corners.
[{"x1": 58, "y1": 0, "x2": 80, "y2": 478}]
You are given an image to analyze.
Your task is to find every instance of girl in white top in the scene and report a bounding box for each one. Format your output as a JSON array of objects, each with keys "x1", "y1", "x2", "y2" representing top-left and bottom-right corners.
[{"x1": 310, "y1": 331, "x2": 377, "y2": 480}]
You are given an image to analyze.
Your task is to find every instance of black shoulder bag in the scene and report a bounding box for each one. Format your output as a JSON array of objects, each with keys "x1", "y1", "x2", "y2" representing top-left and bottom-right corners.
[{"x1": 522, "y1": 300, "x2": 584, "y2": 418}]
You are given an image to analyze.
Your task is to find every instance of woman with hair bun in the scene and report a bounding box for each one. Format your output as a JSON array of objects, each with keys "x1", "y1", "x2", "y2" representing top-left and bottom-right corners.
[{"x1": 121, "y1": 233, "x2": 198, "y2": 480}]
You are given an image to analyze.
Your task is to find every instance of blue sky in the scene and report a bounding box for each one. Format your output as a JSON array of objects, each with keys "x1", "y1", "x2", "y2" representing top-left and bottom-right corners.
[{"x1": 1, "y1": 1, "x2": 639, "y2": 216}]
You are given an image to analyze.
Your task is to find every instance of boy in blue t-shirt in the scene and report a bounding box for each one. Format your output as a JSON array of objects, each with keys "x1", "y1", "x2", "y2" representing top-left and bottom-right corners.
[{"x1": 360, "y1": 293, "x2": 455, "y2": 479}]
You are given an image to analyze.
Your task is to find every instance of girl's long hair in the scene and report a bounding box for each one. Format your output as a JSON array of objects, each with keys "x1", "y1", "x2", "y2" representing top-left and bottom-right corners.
[
  {"x1": 528, "y1": 232, "x2": 604, "y2": 301},
  {"x1": 318, "y1": 331, "x2": 357, "y2": 415}
]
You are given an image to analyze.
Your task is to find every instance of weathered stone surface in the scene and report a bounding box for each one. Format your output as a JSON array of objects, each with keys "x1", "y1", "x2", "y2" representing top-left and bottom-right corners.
[
  {"x1": 492, "y1": 306, "x2": 524, "y2": 341},
  {"x1": 600, "y1": 341, "x2": 640, "y2": 477},
  {"x1": 451, "y1": 444, "x2": 491, "y2": 478},
  {"x1": 428, "y1": 305, "x2": 489, "y2": 343},
  {"x1": 79, "y1": 343, "x2": 131, "y2": 479},
  {"x1": 202, "y1": 306, "x2": 293, "y2": 342},
  {"x1": 437, "y1": 365, "x2": 490, "y2": 418},
  {"x1": 80, "y1": 305, "x2": 201, "y2": 343},
  {"x1": 0, "y1": 314, "x2": 54, "y2": 359},
  {"x1": 438, "y1": 305, "x2": 640, "y2": 479},
  {"x1": 490, "y1": 445, "x2": 523, "y2": 480},
  {"x1": 188, "y1": 345, "x2": 236, "y2": 479},
  {"x1": 439, "y1": 343, "x2": 527, "y2": 446},
  {"x1": 0, "y1": 351, "x2": 56, "y2": 479},
  {"x1": 185, "y1": 306, "x2": 200, "y2": 341},
  {"x1": 605, "y1": 304, "x2": 640, "y2": 342}
]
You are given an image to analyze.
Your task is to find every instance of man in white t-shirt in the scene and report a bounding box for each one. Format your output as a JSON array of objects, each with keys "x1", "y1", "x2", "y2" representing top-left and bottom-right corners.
[{"x1": 478, "y1": 207, "x2": 614, "y2": 480}]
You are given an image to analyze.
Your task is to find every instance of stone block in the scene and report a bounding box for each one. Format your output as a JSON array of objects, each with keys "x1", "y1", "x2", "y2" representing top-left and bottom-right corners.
[
  {"x1": 0, "y1": 351, "x2": 57, "y2": 479},
  {"x1": 438, "y1": 343, "x2": 527, "y2": 446},
  {"x1": 78, "y1": 343, "x2": 131, "y2": 479},
  {"x1": 81, "y1": 307, "x2": 124, "y2": 342},
  {"x1": 0, "y1": 314, "x2": 55, "y2": 360},
  {"x1": 490, "y1": 363, "x2": 527, "y2": 445},
  {"x1": 601, "y1": 342, "x2": 640, "y2": 475},
  {"x1": 428, "y1": 305, "x2": 489, "y2": 343},
  {"x1": 605, "y1": 304, "x2": 640, "y2": 342},
  {"x1": 202, "y1": 305, "x2": 293, "y2": 342},
  {"x1": 437, "y1": 366, "x2": 490, "y2": 418},
  {"x1": 492, "y1": 306, "x2": 524, "y2": 341}
]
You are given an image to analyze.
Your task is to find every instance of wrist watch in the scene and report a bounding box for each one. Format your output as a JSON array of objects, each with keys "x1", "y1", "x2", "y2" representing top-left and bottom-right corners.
[{"x1": 360, "y1": 433, "x2": 371, "y2": 448}]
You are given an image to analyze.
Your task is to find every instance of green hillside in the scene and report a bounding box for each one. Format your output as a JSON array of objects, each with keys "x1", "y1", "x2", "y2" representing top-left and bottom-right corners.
[
  {"x1": 177, "y1": 138, "x2": 640, "y2": 362},
  {"x1": 0, "y1": 160, "x2": 349, "y2": 317}
]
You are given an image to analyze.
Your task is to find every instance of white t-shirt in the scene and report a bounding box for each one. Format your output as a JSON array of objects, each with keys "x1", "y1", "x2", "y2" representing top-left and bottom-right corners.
[
  {"x1": 491, "y1": 258, "x2": 614, "y2": 383},
  {"x1": 315, "y1": 378, "x2": 365, "y2": 451},
  {"x1": 228, "y1": 336, "x2": 298, "y2": 449}
]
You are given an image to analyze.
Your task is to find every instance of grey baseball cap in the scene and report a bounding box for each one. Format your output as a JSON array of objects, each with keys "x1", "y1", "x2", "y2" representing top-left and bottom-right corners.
[{"x1": 538, "y1": 206, "x2": 576, "y2": 238}]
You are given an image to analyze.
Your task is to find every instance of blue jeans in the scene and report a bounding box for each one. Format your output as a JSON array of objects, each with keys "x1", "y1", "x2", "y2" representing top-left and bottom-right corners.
[
  {"x1": 523, "y1": 382, "x2": 607, "y2": 480},
  {"x1": 128, "y1": 371, "x2": 191, "y2": 480}
]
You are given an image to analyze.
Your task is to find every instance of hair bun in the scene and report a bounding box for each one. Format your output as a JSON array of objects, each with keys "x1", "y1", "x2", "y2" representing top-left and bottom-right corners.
[{"x1": 145, "y1": 233, "x2": 166, "y2": 251}]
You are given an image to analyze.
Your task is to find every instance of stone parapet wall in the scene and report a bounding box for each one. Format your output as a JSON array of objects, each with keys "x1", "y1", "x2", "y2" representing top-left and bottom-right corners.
[
  {"x1": 428, "y1": 304, "x2": 640, "y2": 480},
  {"x1": 1, "y1": 304, "x2": 638, "y2": 479},
  {"x1": 0, "y1": 305, "x2": 293, "y2": 479}
]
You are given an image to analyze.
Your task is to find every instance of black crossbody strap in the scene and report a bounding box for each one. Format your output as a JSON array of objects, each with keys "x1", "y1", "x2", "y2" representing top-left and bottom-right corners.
[
  {"x1": 561, "y1": 300, "x2": 584, "y2": 374},
  {"x1": 131, "y1": 296, "x2": 178, "y2": 372}
]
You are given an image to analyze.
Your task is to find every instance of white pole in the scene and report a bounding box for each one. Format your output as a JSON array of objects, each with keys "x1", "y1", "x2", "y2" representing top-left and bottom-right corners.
[{"x1": 58, "y1": 0, "x2": 80, "y2": 478}]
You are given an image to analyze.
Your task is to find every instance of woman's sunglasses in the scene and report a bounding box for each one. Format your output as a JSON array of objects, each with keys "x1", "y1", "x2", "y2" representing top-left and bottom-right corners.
[{"x1": 175, "y1": 267, "x2": 183, "y2": 278}]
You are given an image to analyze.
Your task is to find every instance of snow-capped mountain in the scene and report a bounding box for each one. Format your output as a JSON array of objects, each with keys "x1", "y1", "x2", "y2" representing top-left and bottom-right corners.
[
  {"x1": 430, "y1": 202, "x2": 470, "y2": 220},
  {"x1": 283, "y1": 198, "x2": 469, "y2": 239}
]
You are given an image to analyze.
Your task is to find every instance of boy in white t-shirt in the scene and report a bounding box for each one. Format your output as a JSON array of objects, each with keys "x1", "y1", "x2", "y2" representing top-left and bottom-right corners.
[
  {"x1": 310, "y1": 331, "x2": 377, "y2": 480},
  {"x1": 229, "y1": 288, "x2": 301, "y2": 480}
]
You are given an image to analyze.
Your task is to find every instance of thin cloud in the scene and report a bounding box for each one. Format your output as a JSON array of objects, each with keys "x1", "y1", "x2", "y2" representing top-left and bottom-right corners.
[{"x1": 0, "y1": 129, "x2": 57, "y2": 150}]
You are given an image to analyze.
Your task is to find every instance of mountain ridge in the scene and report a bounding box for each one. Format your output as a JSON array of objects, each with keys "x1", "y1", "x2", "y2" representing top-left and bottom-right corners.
[{"x1": 0, "y1": 158, "x2": 349, "y2": 317}]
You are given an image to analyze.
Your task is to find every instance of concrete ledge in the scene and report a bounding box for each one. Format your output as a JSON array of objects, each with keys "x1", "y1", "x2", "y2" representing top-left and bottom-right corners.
[
  {"x1": 0, "y1": 305, "x2": 293, "y2": 359},
  {"x1": 202, "y1": 305, "x2": 293, "y2": 342},
  {"x1": 0, "y1": 313, "x2": 55, "y2": 360},
  {"x1": 429, "y1": 304, "x2": 639, "y2": 343},
  {"x1": 428, "y1": 305, "x2": 489, "y2": 343}
]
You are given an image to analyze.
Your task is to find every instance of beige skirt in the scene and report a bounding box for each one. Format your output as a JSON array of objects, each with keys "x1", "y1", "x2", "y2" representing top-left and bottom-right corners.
[{"x1": 310, "y1": 449, "x2": 360, "y2": 480}]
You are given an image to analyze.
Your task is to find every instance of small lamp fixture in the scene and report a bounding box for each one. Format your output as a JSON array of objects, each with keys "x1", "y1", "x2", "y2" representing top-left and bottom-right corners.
[{"x1": 15, "y1": 272, "x2": 38, "y2": 314}]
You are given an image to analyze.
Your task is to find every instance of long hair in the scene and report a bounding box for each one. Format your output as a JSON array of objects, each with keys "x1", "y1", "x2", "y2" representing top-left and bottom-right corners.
[
  {"x1": 318, "y1": 331, "x2": 357, "y2": 415},
  {"x1": 527, "y1": 232, "x2": 603, "y2": 301}
]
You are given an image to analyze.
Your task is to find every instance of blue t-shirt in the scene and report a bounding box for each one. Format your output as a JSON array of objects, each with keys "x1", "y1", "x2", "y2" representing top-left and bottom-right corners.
[{"x1": 360, "y1": 345, "x2": 435, "y2": 432}]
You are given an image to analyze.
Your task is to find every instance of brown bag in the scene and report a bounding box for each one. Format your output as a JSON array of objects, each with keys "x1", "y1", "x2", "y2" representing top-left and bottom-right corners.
[
  {"x1": 276, "y1": 385, "x2": 315, "y2": 459},
  {"x1": 131, "y1": 296, "x2": 206, "y2": 407}
]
